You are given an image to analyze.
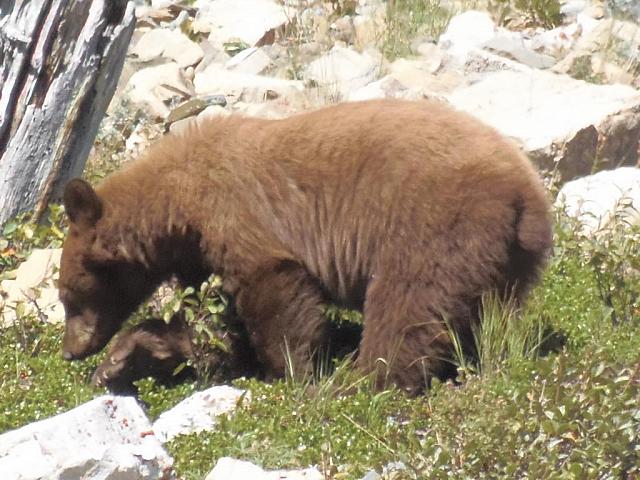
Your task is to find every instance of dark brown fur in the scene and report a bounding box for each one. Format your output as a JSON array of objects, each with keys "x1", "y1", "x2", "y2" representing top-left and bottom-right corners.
[
  {"x1": 59, "y1": 99, "x2": 552, "y2": 394},
  {"x1": 92, "y1": 318, "x2": 193, "y2": 395},
  {"x1": 92, "y1": 315, "x2": 258, "y2": 395}
]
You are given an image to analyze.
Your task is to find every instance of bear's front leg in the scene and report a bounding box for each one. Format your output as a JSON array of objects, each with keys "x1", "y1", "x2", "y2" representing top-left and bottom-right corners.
[{"x1": 233, "y1": 260, "x2": 329, "y2": 380}]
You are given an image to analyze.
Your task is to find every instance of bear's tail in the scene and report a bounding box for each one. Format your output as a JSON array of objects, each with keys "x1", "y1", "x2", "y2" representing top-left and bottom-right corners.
[
  {"x1": 507, "y1": 191, "x2": 553, "y2": 299},
  {"x1": 515, "y1": 192, "x2": 553, "y2": 256}
]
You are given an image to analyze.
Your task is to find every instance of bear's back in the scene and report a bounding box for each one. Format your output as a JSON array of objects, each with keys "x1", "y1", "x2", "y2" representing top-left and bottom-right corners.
[{"x1": 95, "y1": 100, "x2": 549, "y2": 306}]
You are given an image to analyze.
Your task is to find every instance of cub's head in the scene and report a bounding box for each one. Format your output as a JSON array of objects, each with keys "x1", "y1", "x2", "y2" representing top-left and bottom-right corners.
[
  {"x1": 91, "y1": 319, "x2": 191, "y2": 395},
  {"x1": 59, "y1": 179, "x2": 155, "y2": 360}
]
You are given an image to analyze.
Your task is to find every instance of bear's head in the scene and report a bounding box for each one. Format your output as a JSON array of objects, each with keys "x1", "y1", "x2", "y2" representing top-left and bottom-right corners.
[{"x1": 59, "y1": 179, "x2": 155, "y2": 360}]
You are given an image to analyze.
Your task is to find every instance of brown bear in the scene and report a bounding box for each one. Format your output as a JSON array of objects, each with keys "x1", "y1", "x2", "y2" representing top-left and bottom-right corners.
[
  {"x1": 91, "y1": 315, "x2": 258, "y2": 395},
  {"x1": 58, "y1": 99, "x2": 552, "y2": 394}
]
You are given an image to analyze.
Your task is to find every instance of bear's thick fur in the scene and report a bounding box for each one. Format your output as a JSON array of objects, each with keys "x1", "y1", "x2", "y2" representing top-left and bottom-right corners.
[
  {"x1": 92, "y1": 317, "x2": 194, "y2": 395},
  {"x1": 59, "y1": 99, "x2": 552, "y2": 393},
  {"x1": 91, "y1": 315, "x2": 258, "y2": 395}
]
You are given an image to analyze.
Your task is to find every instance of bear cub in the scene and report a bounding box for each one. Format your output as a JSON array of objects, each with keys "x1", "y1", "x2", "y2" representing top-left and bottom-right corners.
[{"x1": 91, "y1": 314, "x2": 259, "y2": 395}]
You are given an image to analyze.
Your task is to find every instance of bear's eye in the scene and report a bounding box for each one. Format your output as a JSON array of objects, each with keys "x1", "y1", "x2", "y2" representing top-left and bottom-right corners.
[
  {"x1": 59, "y1": 288, "x2": 73, "y2": 305},
  {"x1": 59, "y1": 288, "x2": 84, "y2": 316},
  {"x1": 63, "y1": 302, "x2": 82, "y2": 318}
]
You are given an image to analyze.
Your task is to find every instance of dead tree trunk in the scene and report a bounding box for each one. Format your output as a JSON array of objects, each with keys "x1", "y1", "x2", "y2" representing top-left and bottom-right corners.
[{"x1": 0, "y1": 0, "x2": 135, "y2": 225}]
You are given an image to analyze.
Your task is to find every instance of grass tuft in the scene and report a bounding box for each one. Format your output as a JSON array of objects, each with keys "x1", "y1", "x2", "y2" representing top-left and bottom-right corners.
[{"x1": 383, "y1": 0, "x2": 452, "y2": 61}]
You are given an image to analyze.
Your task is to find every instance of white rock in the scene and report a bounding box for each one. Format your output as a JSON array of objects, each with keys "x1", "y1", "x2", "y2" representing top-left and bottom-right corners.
[
  {"x1": 413, "y1": 42, "x2": 444, "y2": 72},
  {"x1": 1, "y1": 248, "x2": 63, "y2": 327},
  {"x1": 439, "y1": 14, "x2": 562, "y2": 71},
  {"x1": 387, "y1": 58, "x2": 465, "y2": 96},
  {"x1": 226, "y1": 47, "x2": 273, "y2": 75},
  {"x1": 347, "y1": 76, "x2": 411, "y2": 102},
  {"x1": 192, "y1": 0, "x2": 292, "y2": 48},
  {"x1": 197, "y1": 40, "x2": 232, "y2": 72},
  {"x1": 304, "y1": 46, "x2": 380, "y2": 99},
  {"x1": 5, "y1": 248, "x2": 60, "y2": 293},
  {"x1": 199, "y1": 105, "x2": 232, "y2": 120},
  {"x1": 127, "y1": 62, "x2": 192, "y2": 118},
  {"x1": 124, "y1": 122, "x2": 157, "y2": 156},
  {"x1": 556, "y1": 167, "x2": 640, "y2": 234},
  {"x1": 347, "y1": 78, "x2": 389, "y2": 101},
  {"x1": 194, "y1": 63, "x2": 304, "y2": 103},
  {"x1": 553, "y1": 18, "x2": 640, "y2": 85},
  {"x1": 153, "y1": 385, "x2": 249, "y2": 442},
  {"x1": 132, "y1": 31, "x2": 166, "y2": 64},
  {"x1": 151, "y1": 0, "x2": 174, "y2": 8},
  {"x1": 388, "y1": 58, "x2": 438, "y2": 90},
  {"x1": 0, "y1": 396, "x2": 174, "y2": 480},
  {"x1": 438, "y1": 10, "x2": 496, "y2": 65},
  {"x1": 168, "y1": 116, "x2": 198, "y2": 135},
  {"x1": 361, "y1": 473, "x2": 381, "y2": 480},
  {"x1": 133, "y1": 28, "x2": 204, "y2": 68},
  {"x1": 609, "y1": 0, "x2": 640, "y2": 21},
  {"x1": 530, "y1": 17, "x2": 596, "y2": 59},
  {"x1": 561, "y1": 0, "x2": 588, "y2": 17},
  {"x1": 483, "y1": 30, "x2": 556, "y2": 69},
  {"x1": 447, "y1": 68, "x2": 640, "y2": 180},
  {"x1": 205, "y1": 457, "x2": 323, "y2": 480},
  {"x1": 232, "y1": 93, "x2": 309, "y2": 118}
]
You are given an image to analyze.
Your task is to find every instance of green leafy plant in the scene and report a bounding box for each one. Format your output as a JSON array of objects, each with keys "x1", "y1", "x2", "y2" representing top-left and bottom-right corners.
[
  {"x1": 568, "y1": 55, "x2": 606, "y2": 84},
  {"x1": 556, "y1": 201, "x2": 640, "y2": 326},
  {"x1": 83, "y1": 98, "x2": 149, "y2": 185},
  {"x1": 0, "y1": 205, "x2": 66, "y2": 275},
  {"x1": 158, "y1": 275, "x2": 230, "y2": 381}
]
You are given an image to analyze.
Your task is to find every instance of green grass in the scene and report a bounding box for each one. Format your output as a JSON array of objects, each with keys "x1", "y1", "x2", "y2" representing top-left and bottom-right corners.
[
  {"x1": 83, "y1": 98, "x2": 150, "y2": 185},
  {"x1": 380, "y1": 0, "x2": 562, "y2": 62},
  {"x1": 383, "y1": 0, "x2": 452, "y2": 61},
  {"x1": 487, "y1": 0, "x2": 561, "y2": 29},
  {"x1": 1, "y1": 207, "x2": 640, "y2": 478},
  {"x1": 0, "y1": 317, "x2": 98, "y2": 431}
]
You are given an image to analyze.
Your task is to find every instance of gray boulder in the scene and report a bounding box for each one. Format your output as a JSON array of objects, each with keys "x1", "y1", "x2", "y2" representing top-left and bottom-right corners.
[
  {"x1": 192, "y1": 0, "x2": 292, "y2": 48},
  {"x1": 153, "y1": 385, "x2": 249, "y2": 443},
  {"x1": 304, "y1": 46, "x2": 380, "y2": 100},
  {"x1": 0, "y1": 396, "x2": 174, "y2": 480},
  {"x1": 556, "y1": 167, "x2": 640, "y2": 234},
  {"x1": 447, "y1": 68, "x2": 640, "y2": 181},
  {"x1": 205, "y1": 457, "x2": 323, "y2": 480}
]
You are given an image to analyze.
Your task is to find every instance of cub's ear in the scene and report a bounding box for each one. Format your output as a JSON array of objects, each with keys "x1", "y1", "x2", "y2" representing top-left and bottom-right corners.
[{"x1": 63, "y1": 178, "x2": 102, "y2": 226}]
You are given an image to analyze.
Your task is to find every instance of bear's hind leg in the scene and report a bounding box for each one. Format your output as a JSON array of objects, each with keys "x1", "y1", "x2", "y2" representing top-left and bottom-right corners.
[
  {"x1": 234, "y1": 260, "x2": 329, "y2": 380},
  {"x1": 357, "y1": 278, "x2": 462, "y2": 395}
]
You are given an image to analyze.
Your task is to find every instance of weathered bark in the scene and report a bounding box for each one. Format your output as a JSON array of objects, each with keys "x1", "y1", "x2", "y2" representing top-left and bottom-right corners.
[{"x1": 0, "y1": 0, "x2": 135, "y2": 225}]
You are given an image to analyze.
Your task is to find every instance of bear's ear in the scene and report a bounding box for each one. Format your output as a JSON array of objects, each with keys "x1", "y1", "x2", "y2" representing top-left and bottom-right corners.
[{"x1": 63, "y1": 178, "x2": 102, "y2": 226}]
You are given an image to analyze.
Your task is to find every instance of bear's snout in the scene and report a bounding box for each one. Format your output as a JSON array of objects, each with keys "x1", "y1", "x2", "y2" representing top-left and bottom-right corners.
[{"x1": 62, "y1": 350, "x2": 75, "y2": 361}]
